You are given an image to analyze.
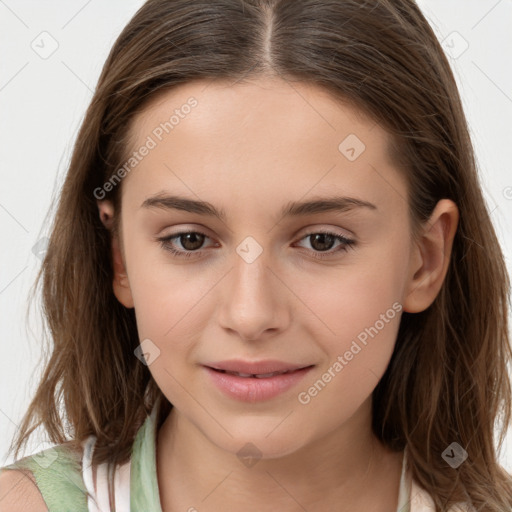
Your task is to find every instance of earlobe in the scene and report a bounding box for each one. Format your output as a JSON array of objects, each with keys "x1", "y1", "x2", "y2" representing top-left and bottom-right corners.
[
  {"x1": 97, "y1": 199, "x2": 135, "y2": 309},
  {"x1": 403, "y1": 199, "x2": 459, "y2": 313}
]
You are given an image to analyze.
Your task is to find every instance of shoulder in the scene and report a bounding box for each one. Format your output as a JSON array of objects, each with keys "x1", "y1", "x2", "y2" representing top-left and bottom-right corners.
[
  {"x1": 0, "y1": 467, "x2": 48, "y2": 512},
  {"x1": 0, "y1": 442, "x2": 89, "y2": 512}
]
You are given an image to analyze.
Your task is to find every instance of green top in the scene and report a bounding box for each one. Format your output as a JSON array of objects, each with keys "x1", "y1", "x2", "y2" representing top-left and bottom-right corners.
[
  {"x1": 0, "y1": 401, "x2": 411, "y2": 511},
  {"x1": 0, "y1": 439, "x2": 90, "y2": 511},
  {"x1": 0, "y1": 401, "x2": 163, "y2": 512}
]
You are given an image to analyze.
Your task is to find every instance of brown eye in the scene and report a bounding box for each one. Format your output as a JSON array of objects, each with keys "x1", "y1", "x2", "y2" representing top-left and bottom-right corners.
[
  {"x1": 308, "y1": 233, "x2": 337, "y2": 252},
  {"x1": 178, "y1": 232, "x2": 206, "y2": 251},
  {"x1": 295, "y1": 230, "x2": 356, "y2": 260},
  {"x1": 158, "y1": 230, "x2": 212, "y2": 259}
]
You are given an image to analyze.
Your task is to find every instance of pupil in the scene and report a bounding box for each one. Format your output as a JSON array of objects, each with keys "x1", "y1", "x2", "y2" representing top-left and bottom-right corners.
[
  {"x1": 182, "y1": 233, "x2": 204, "y2": 250},
  {"x1": 311, "y1": 233, "x2": 335, "y2": 251}
]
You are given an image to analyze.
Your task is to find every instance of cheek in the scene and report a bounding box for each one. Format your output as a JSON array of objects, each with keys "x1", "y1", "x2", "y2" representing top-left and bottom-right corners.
[
  {"x1": 292, "y1": 238, "x2": 408, "y2": 400},
  {"x1": 123, "y1": 235, "x2": 213, "y2": 335},
  {"x1": 295, "y1": 243, "x2": 407, "y2": 347},
  {"x1": 294, "y1": 273, "x2": 403, "y2": 433}
]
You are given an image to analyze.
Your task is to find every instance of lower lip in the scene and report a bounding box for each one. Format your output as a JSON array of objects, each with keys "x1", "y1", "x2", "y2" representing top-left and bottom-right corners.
[{"x1": 203, "y1": 366, "x2": 314, "y2": 402}]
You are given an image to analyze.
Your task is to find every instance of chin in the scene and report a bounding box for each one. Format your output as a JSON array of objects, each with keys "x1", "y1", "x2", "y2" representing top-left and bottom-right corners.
[{"x1": 205, "y1": 420, "x2": 313, "y2": 461}]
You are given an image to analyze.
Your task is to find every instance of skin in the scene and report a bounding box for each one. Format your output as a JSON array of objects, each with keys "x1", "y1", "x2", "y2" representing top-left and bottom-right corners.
[{"x1": 98, "y1": 77, "x2": 458, "y2": 511}]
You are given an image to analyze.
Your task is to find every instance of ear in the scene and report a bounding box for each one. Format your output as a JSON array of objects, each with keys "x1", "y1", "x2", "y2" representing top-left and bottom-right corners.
[
  {"x1": 403, "y1": 199, "x2": 459, "y2": 313},
  {"x1": 97, "y1": 199, "x2": 134, "y2": 309}
]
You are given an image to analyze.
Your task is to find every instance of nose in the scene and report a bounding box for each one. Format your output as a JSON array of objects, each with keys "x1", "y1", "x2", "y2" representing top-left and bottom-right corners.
[{"x1": 217, "y1": 247, "x2": 290, "y2": 342}]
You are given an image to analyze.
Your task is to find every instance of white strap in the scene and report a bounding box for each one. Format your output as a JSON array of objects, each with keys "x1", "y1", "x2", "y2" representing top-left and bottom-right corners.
[
  {"x1": 82, "y1": 436, "x2": 103, "y2": 512},
  {"x1": 396, "y1": 449, "x2": 410, "y2": 511},
  {"x1": 81, "y1": 435, "x2": 131, "y2": 512},
  {"x1": 95, "y1": 461, "x2": 110, "y2": 511},
  {"x1": 113, "y1": 456, "x2": 131, "y2": 511}
]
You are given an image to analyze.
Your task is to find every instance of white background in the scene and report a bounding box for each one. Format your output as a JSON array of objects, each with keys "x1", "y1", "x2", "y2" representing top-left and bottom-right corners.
[{"x1": 1, "y1": 0, "x2": 511, "y2": 471}]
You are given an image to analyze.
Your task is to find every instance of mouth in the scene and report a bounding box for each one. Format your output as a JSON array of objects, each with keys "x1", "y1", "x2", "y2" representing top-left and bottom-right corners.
[
  {"x1": 204, "y1": 358, "x2": 313, "y2": 375},
  {"x1": 209, "y1": 368, "x2": 308, "y2": 378},
  {"x1": 202, "y1": 360, "x2": 315, "y2": 402}
]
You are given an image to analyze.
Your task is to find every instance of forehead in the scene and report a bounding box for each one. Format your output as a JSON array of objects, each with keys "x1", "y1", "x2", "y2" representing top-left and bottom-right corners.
[
  {"x1": 128, "y1": 77, "x2": 382, "y2": 155},
  {"x1": 121, "y1": 77, "x2": 407, "y2": 216}
]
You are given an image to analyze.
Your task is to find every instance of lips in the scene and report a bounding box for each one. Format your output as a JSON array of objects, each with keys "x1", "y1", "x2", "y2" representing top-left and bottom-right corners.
[
  {"x1": 205, "y1": 359, "x2": 310, "y2": 376},
  {"x1": 216, "y1": 369, "x2": 293, "y2": 378},
  {"x1": 203, "y1": 359, "x2": 315, "y2": 402}
]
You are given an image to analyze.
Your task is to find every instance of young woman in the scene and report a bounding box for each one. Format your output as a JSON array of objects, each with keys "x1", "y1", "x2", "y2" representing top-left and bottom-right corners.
[{"x1": 1, "y1": 1, "x2": 511, "y2": 511}]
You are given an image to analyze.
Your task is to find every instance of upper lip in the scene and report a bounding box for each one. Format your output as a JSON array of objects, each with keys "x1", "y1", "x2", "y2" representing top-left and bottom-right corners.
[{"x1": 204, "y1": 359, "x2": 313, "y2": 375}]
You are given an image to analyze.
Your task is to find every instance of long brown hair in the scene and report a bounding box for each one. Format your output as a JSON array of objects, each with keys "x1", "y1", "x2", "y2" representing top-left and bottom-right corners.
[{"x1": 9, "y1": 0, "x2": 512, "y2": 510}]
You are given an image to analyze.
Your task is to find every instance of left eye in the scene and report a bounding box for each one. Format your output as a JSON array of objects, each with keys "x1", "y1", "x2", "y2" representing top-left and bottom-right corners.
[
  {"x1": 295, "y1": 231, "x2": 355, "y2": 258},
  {"x1": 157, "y1": 230, "x2": 355, "y2": 260}
]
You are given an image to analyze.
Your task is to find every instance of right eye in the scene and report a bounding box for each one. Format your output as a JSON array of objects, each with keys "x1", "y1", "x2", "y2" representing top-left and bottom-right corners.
[{"x1": 157, "y1": 230, "x2": 215, "y2": 259}]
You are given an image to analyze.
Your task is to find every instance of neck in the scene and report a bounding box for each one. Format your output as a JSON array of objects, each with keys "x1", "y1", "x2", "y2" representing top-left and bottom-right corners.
[{"x1": 156, "y1": 400, "x2": 404, "y2": 511}]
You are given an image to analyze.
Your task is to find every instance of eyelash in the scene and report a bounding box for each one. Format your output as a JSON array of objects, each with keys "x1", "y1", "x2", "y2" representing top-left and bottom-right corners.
[{"x1": 157, "y1": 229, "x2": 356, "y2": 261}]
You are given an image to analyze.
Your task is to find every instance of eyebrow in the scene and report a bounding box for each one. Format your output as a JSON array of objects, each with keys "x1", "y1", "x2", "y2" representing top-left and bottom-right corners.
[{"x1": 140, "y1": 193, "x2": 377, "y2": 222}]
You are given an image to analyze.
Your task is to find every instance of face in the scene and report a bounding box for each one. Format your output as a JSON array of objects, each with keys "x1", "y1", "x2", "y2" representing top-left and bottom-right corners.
[{"x1": 104, "y1": 77, "x2": 421, "y2": 459}]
